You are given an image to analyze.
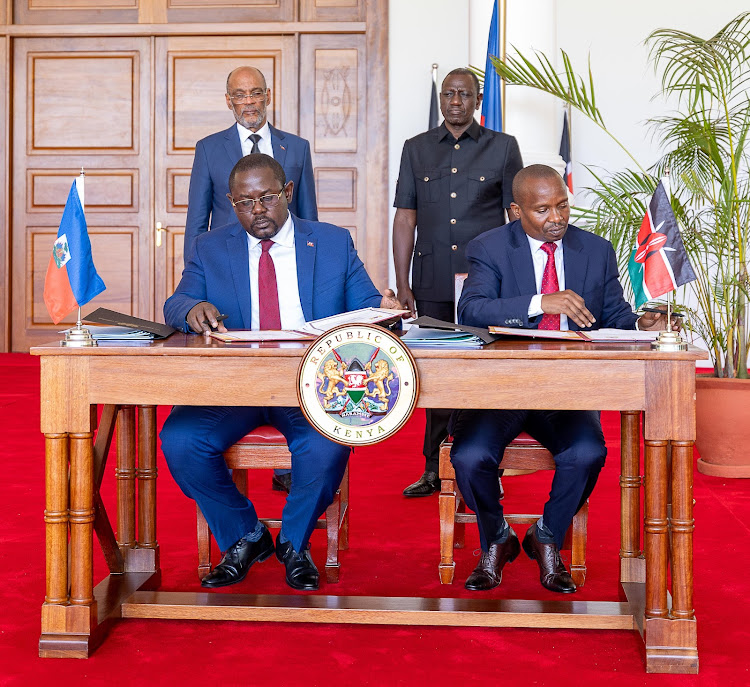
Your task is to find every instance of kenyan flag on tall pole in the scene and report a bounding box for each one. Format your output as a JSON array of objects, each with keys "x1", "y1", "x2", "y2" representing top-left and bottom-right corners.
[{"x1": 628, "y1": 178, "x2": 696, "y2": 308}]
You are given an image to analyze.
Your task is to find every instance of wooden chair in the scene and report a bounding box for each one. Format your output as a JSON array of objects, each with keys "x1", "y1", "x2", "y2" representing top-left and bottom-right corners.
[
  {"x1": 196, "y1": 425, "x2": 349, "y2": 584},
  {"x1": 438, "y1": 434, "x2": 588, "y2": 586}
]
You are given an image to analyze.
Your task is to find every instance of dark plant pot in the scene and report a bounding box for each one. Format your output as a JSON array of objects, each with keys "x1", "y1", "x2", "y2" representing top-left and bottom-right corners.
[{"x1": 695, "y1": 376, "x2": 750, "y2": 478}]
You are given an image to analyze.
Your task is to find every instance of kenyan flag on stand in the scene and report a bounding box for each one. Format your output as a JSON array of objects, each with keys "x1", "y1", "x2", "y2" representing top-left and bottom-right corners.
[{"x1": 628, "y1": 179, "x2": 696, "y2": 308}]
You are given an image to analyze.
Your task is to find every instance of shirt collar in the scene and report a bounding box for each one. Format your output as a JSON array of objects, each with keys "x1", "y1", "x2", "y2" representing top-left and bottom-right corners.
[
  {"x1": 246, "y1": 212, "x2": 294, "y2": 250},
  {"x1": 437, "y1": 118, "x2": 481, "y2": 143},
  {"x1": 526, "y1": 233, "x2": 563, "y2": 254},
  {"x1": 236, "y1": 119, "x2": 270, "y2": 143}
]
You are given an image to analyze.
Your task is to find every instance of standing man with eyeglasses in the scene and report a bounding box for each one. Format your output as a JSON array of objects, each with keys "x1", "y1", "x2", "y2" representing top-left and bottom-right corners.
[
  {"x1": 163, "y1": 154, "x2": 401, "y2": 592},
  {"x1": 185, "y1": 66, "x2": 317, "y2": 265},
  {"x1": 185, "y1": 66, "x2": 317, "y2": 493},
  {"x1": 393, "y1": 67, "x2": 523, "y2": 497}
]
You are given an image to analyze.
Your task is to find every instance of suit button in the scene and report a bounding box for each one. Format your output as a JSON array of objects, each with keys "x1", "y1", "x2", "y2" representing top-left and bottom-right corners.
[
  {"x1": 423, "y1": 176, "x2": 429, "y2": 181},
  {"x1": 450, "y1": 192, "x2": 457, "y2": 198},
  {"x1": 450, "y1": 218, "x2": 456, "y2": 224},
  {"x1": 452, "y1": 167, "x2": 457, "y2": 173},
  {"x1": 417, "y1": 251, "x2": 422, "y2": 256},
  {"x1": 480, "y1": 176, "x2": 485, "y2": 181},
  {"x1": 454, "y1": 143, "x2": 460, "y2": 150},
  {"x1": 451, "y1": 244, "x2": 458, "y2": 251}
]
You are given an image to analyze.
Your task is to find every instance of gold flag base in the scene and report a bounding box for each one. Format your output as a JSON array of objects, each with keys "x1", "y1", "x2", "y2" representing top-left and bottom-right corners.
[
  {"x1": 61, "y1": 325, "x2": 97, "y2": 347},
  {"x1": 651, "y1": 330, "x2": 687, "y2": 351}
]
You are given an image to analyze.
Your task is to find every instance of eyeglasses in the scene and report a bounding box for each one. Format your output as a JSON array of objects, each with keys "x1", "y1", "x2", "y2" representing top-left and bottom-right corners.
[
  {"x1": 230, "y1": 190, "x2": 285, "y2": 213},
  {"x1": 227, "y1": 90, "x2": 267, "y2": 104}
]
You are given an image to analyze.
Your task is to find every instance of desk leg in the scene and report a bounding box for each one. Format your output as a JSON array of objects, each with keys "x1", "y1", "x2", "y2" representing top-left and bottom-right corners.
[
  {"x1": 40, "y1": 432, "x2": 100, "y2": 658},
  {"x1": 133, "y1": 406, "x2": 160, "y2": 578},
  {"x1": 670, "y1": 440, "x2": 694, "y2": 620},
  {"x1": 644, "y1": 439, "x2": 669, "y2": 619},
  {"x1": 620, "y1": 411, "x2": 644, "y2": 583},
  {"x1": 116, "y1": 406, "x2": 136, "y2": 557}
]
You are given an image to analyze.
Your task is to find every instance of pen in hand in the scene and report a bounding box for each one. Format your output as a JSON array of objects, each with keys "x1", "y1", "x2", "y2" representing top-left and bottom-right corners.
[
  {"x1": 639, "y1": 307, "x2": 683, "y2": 318},
  {"x1": 202, "y1": 313, "x2": 229, "y2": 330}
]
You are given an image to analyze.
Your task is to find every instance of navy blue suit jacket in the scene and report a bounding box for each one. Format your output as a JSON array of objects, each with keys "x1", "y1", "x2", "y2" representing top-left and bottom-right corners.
[
  {"x1": 165, "y1": 215, "x2": 381, "y2": 332},
  {"x1": 184, "y1": 123, "x2": 318, "y2": 264},
  {"x1": 458, "y1": 220, "x2": 637, "y2": 331}
]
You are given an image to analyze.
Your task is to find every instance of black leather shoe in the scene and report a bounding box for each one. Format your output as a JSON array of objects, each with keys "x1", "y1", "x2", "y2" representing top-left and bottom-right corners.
[
  {"x1": 272, "y1": 472, "x2": 292, "y2": 493},
  {"x1": 402, "y1": 470, "x2": 440, "y2": 497},
  {"x1": 522, "y1": 524, "x2": 577, "y2": 593},
  {"x1": 464, "y1": 527, "x2": 520, "y2": 591},
  {"x1": 201, "y1": 526, "x2": 274, "y2": 588},
  {"x1": 276, "y1": 535, "x2": 319, "y2": 590}
]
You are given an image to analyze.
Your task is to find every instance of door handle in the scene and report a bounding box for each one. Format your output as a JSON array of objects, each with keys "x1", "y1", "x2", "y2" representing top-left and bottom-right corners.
[{"x1": 156, "y1": 221, "x2": 165, "y2": 248}]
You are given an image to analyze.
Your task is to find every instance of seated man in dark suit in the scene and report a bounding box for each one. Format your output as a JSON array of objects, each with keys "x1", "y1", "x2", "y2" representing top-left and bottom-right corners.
[
  {"x1": 161, "y1": 154, "x2": 399, "y2": 591},
  {"x1": 450, "y1": 164, "x2": 671, "y2": 593}
]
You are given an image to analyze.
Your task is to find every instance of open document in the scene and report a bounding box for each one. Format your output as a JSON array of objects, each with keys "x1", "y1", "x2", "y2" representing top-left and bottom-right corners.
[
  {"x1": 489, "y1": 326, "x2": 660, "y2": 343},
  {"x1": 210, "y1": 307, "x2": 408, "y2": 343}
]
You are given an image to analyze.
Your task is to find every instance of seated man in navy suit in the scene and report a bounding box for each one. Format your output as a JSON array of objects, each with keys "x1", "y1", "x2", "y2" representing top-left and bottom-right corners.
[
  {"x1": 184, "y1": 65, "x2": 318, "y2": 493},
  {"x1": 450, "y1": 164, "x2": 672, "y2": 594},
  {"x1": 161, "y1": 154, "x2": 399, "y2": 591}
]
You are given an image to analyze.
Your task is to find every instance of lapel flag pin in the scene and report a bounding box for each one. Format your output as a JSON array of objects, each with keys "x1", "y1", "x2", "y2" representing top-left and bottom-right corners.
[
  {"x1": 307, "y1": 241, "x2": 314, "y2": 247},
  {"x1": 281, "y1": 145, "x2": 286, "y2": 151}
]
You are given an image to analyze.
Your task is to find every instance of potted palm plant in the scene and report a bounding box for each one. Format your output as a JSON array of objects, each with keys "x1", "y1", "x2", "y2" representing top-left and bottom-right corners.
[{"x1": 483, "y1": 12, "x2": 750, "y2": 476}]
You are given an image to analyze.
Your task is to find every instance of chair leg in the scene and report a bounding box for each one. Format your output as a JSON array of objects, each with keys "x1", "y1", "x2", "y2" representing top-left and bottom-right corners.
[
  {"x1": 570, "y1": 500, "x2": 589, "y2": 587},
  {"x1": 439, "y1": 478, "x2": 457, "y2": 584},
  {"x1": 454, "y1": 496, "x2": 466, "y2": 549},
  {"x1": 196, "y1": 504, "x2": 211, "y2": 581},
  {"x1": 339, "y1": 463, "x2": 349, "y2": 551},
  {"x1": 324, "y1": 490, "x2": 341, "y2": 584}
]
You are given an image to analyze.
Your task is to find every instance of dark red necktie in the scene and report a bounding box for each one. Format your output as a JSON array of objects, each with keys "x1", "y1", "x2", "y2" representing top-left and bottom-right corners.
[
  {"x1": 259, "y1": 239, "x2": 281, "y2": 330},
  {"x1": 538, "y1": 242, "x2": 560, "y2": 330}
]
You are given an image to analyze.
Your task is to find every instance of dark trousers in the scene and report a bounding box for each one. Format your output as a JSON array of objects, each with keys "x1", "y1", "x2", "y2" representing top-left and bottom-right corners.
[
  {"x1": 416, "y1": 299, "x2": 455, "y2": 473},
  {"x1": 160, "y1": 405, "x2": 350, "y2": 553},
  {"x1": 450, "y1": 409, "x2": 606, "y2": 550}
]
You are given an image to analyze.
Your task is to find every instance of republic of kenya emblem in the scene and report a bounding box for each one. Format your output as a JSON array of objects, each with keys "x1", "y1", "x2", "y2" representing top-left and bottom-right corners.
[{"x1": 297, "y1": 324, "x2": 419, "y2": 446}]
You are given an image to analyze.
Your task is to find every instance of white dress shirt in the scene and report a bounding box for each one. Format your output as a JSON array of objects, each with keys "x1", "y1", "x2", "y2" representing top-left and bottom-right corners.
[
  {"x1": 238, "y1": 121, "x2": 274, "y2": 158},
  {"x1": 246, "y1": 213, "x2": 306, "y2": 330},
  {"x1": 526, "y1": 235, "x2": 568, "y2": 331}
]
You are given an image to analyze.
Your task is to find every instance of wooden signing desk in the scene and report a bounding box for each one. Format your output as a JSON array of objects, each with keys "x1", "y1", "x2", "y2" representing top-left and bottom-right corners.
[{"x1": 32, "y1": 335, "x2": 706, "y2": 673}]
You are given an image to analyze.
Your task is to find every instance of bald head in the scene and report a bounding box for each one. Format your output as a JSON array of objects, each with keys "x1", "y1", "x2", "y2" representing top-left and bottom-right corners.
[
  {"x1": 511, "y1": 164, "x2": 566, "y2": 206},
  {"x1": 226, "y1": 66, "x2": 267, "y2": 92},
  {"x1": 510, "y1": 164, "x2": 571, "y2": 242}
]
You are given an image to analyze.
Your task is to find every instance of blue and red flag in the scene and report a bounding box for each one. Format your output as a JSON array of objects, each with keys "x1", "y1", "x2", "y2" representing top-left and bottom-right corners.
[
  {"x1": 43, "y1": 180, "x2": 106, "y2": 324},
  {"x1": 480, "y1": 0, "x2": 502, "y2": 132},
  {"x1": 628, "y1": 179, "x2": 696, "y2": 308},
  {"x1": 560, "y1": 111, "x2": 573, "y2": 193}
]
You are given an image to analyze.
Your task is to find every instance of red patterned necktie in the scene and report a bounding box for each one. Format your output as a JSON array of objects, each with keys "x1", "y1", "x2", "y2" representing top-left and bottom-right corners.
[
  {"x1": 538, "y1": 242, "x2": 560, "y2": 330},
  {"x1": 258, "y1": 239, "x2": 281, "y2": 330}
]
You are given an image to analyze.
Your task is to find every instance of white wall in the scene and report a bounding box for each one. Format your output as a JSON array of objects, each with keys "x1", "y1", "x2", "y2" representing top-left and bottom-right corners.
[{"x1": 387, "y1": 0, "x2": 749, "y2": 287}]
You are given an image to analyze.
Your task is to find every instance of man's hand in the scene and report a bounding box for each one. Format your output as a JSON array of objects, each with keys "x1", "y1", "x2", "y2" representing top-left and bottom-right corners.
[
  {"x1": 637, "y1": 310, "x2": 682, "y2": 332},
  {"x1": 379, "y1": 288, "x2": 406, "y2": 327},
  {"x1": 395, "y1": 285, "x2": 417, "y2": 318},
  {"x1": 187, "y1": 302, "x2": 228, "y2": 335},
  {"x1": 541, "y1": 290, "x2": 596, "y2": 329}
]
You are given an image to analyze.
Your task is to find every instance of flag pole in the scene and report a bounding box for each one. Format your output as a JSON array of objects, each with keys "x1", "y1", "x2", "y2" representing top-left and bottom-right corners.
[
  {"x1": 62, "y1": 167, "x2": 97, "y2": 347},
  {"x1": 499, "y1": 0, "x2": 507, "y2": 129},
  {"x1": 651, "y1": 170, "x2": 688, "y2": 351}
]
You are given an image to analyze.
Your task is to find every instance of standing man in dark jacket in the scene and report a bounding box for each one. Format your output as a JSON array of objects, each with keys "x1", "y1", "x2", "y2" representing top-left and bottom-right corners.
[{"x1": 393, "y1": 67, "x2": 523, "y2": 496}]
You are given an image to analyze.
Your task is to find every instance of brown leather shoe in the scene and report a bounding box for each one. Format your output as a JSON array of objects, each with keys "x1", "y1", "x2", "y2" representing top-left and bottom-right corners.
[
  {"x1": 464, "y1": 527, "x2": 520, "y2": 591},
  {"x1": 522, "y1": 524, "x2": 576, "y2": 593}
]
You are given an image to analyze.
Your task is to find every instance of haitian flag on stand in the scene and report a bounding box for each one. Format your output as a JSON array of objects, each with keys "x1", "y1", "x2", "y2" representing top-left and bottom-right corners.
[
  {"x1": 560, "y1": 110, "x2": 573, "y2": 193},
  {"x1": 628, "y1": 179, "x2": 696, "y2": 308},
  {"x1": 43, "y1": 179, "x2": 106, "y2": 324},
  {"x1": 480, "y1": 0, "x2": 503, "y2": 132}
]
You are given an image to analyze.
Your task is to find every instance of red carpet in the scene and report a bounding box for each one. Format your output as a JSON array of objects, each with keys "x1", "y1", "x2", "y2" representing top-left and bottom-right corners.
[{"x1": 1, "y1": 353, "x2": 748, "y2": 685}]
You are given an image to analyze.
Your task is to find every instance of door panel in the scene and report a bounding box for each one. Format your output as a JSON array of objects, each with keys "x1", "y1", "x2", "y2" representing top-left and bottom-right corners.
[
  {"x1": 11, "y1": 36, "x2": 152, "y2": 350},
  {"x1": 299, "y1": 34, "x2": 365, "y2": 256},
  {"x1": 153, "y1": 35, "x2": 297, "y2": 316}
]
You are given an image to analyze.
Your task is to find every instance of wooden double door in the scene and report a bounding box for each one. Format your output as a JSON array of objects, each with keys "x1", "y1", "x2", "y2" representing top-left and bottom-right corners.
[{"x1": 11, "y1": 31, "x2": 380, "y2": 350}]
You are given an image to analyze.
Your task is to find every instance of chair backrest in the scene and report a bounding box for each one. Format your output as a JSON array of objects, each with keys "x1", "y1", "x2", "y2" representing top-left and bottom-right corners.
[{"x1": 454, "y1": 272, "x2": 468, "y2": 323}]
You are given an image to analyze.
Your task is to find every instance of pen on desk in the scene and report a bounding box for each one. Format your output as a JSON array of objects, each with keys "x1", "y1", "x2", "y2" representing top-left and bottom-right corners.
[{"x1": 640, "y1": 307, "x2": 683, "y2": 317}]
